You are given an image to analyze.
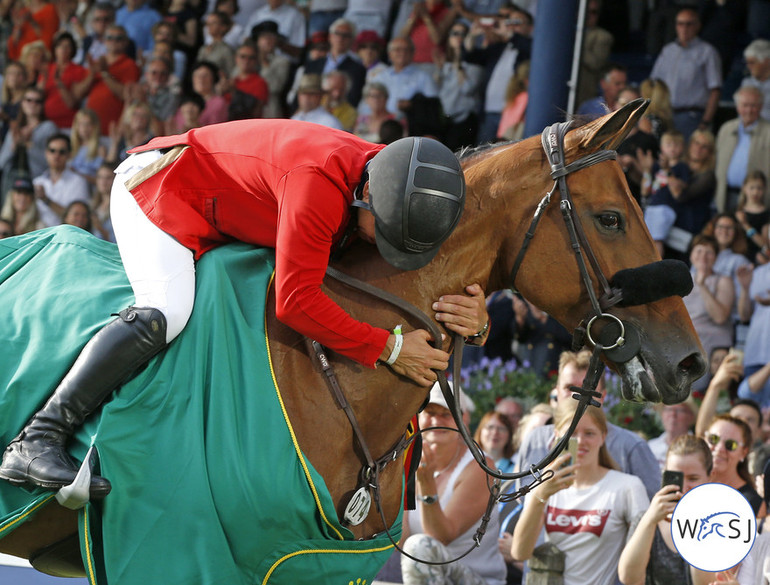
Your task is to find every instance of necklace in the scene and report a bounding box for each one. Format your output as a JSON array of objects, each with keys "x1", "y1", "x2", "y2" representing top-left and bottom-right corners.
[{"x1": 433, "y1": 444, "x2": 462, "y2": 478}]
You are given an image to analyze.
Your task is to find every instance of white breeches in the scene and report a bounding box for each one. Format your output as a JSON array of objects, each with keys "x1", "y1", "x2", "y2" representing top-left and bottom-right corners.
[{"x1": 111, "y1": 150, "x2": 196, "y2": 343}]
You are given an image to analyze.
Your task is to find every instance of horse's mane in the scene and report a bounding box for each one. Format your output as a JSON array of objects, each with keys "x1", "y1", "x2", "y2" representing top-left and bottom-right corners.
[{"x1": 457, "y1": 139, "x2": 517, "y2": 163}]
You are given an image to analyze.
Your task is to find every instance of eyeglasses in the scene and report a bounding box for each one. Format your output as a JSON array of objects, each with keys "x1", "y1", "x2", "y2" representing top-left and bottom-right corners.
[
  {"x1": 47, "y1": 147, "x2": 69, "y2": 155},
  {"x1": 483, "y1": 424, "x2": 508, "y2": 433},
  {"x1": 332, "y1": 30, "x2": 352, "y2": 38},
  {"x1": 705, "y1": 433, "x2": 743, "y2": 452},
  {"x1": 449, "y1": 30, "x2": 465, "y2": 37},
  {"x1": 676, "y1": 20, "x2": 697, "y2": 26},
  {"x1": 105, "y1": 34, "x2": 126, "y2": 41},
  {"x1": 23, "y1": 97, "x2": 42, "y2": 104},
  {"x1": 714, "y1": 223, "x2": 736, "y2": 231}
]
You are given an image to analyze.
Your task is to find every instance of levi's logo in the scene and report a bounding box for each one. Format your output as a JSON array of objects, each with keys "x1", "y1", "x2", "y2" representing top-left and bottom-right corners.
[{"x1": 545, "y1": 506, "x2": 611, "y2": 536}]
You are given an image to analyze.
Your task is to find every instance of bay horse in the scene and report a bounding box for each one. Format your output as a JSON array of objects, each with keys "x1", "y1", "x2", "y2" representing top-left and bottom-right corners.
[{"x1": 0, "y1": 99, "x2": 705, "y2": 580}]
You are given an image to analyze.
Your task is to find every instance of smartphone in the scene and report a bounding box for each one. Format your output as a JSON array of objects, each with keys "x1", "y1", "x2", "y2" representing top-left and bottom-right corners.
[
  {"x1": 661, "y1": 470, "x2": 684, "y2": 491},
  {"x1": 728, "y1": 347, "x2": 744, "y2": 365},
  {"x1": 479, "y1": 17, "x2": 495, "y2": 27},
  {"x1": 561, "y1": 437, "x2": 578, "y2": 467}
]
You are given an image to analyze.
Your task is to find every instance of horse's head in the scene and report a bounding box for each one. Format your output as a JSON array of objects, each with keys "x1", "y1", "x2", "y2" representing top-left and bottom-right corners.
[{"x1": 460, "y1": 98, "x2": 706, "y2": 404}]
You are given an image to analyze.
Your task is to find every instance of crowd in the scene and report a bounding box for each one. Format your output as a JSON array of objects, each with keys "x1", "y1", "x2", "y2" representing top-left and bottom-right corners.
[{"x1": 0, "y1": 0, "x2": 770, "y2": 583}]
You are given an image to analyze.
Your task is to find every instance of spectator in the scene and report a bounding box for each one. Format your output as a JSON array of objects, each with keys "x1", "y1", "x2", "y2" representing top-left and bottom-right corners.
[
  {"x1": 76, "y1": 2, "x2": 114, "y2": 66},
  {"x1": 133, "y1": 56, "x2": 180, "y2": 134},
  {"x1": 69, "y1": 107, "x2": 106, "y2": 185},
  {"x1": 61, "y1": 199, "x2": 93, "y2": 232},
  {"x1": 618, "y1": 435, "x2": 713, "y2": 585},
  {"x1": 55, "y1": 0, "x2": 84, "y2": 48},
  {"x1": 741, "y1": 39, "x2": 770, "y2": 122},
  {"x1": 0, "y1": 86, "x2": 58, "y2": 199},
  {"x1": 168, "y1": 92, "x2": 204, "y2": 133},
  {"x1": 398, "y1": 0, "x2": 457, "y2": 71},
  {"x1": 149, "y1": 21, "x2": 187, "y2": 82},
  {"x1": 735, "y1": 170, "x2": 769, "y2": 263},
  {"x1": 371, "y1": 36, "x2": 438, "y2": 123},
  {"x1": 38, "y1": 31, "x2": 89, "y2": 130},
  {"x1": 704, "y1": 414, "x2": 766, "y2": 517},
  {"x1": 290, "y1": 73, "x2": 343, "y2": 130},
  {"x1": 90, "y1": 161, "x2": 115, "y2": 242},
  {"x1": 683, "y1": 235, "x2": 735, "y2": 375},
  {"x1": 354, "y1": 29, "x2": 387, "y2": 82},
  {"x1": 575, "y1": 0, "x2": 613, "y2": 109},
  {"x1": 511, "y1": 399, "x2": 649, "y2": 585},
  {"x1": 107, "y1": 100, "x2": 153, "y2": 162},
  {"x1": 451, "y1": 0, "x2": 508, "y2": 25},
  {"x1": 464, "y1": 5, "x2": 532, "y2": 144},
  {"x1": 0, "y1": 61, "x2": 29, "y2": 144},
  {"x1": 695, "y1": 349, "x2": 744, "y2": 429},
  {"x1": 516, "y1": 350, "x2": 661, "y2": 498},
  {"x1": 245, "y1": 0, "x2": 306, "y2": 62},
  {"x1": 322, "y1": 70, "x2": 356, "y2": 131},
  {"x1": 84, "y1": 25, "x2": 142, "y2": 136},
  {"x1": 647, "y1": 400, "x2": 697, "y2": 471},
  {"x1": 174, "y1": 61, "x2": 228, "y2": 128},
  {"x1": 225, "y1": 42, "x2": 268, "y2": 120},
  {"x1": 616, "y1": 86, "x2": 660, "y2": 205},
  {"x1": 638, "y1": 78, "x2": 673, "y2": 139},
  {"x1": 495, "y1": 396, "x2": 524, "y2": 437},
  {"x1": 7, "y1": 0, "x2": 59, "y2": 62},
  {"x1": 435, "y1": 19, "x2": 484, "y2": 150},
  {"x1": 202, "y1": 0, "x2": 243, "y2": 50},
  {"x1": 115, "y1": 0, "x2": 162, "y2": 58},
  {"x1": 378, "y1": 118, "x2": 405, "y2": 144},
  {"x1": 19, "y1": 39, "x2": 50, "y2": 83},
  {"x1": 304, "y1": 18, "x2": 367, "y2": 108},
  {"x1": 307, "y1": 0, "x2": 347, "y2": 37},
  {"x1": 649, "y1": 7, "x2": 721, "y2": 140},
  {"x1": 401, "y1": 382, "x2": 507, "y2": 585},
  {"x1": 715, "y1": 85, "x2": 770, "y2": 213},
  {"x1": 161, "y1": 0, "x2": 200, "y2": 61},
  {"x1": 0, "y1": 174, "x2": 44, "y2": 235},
  {"x1": 474, "y1": 410, "x2": 516, "y2": 473},
  {"x1": 496, "y1": 59, "x2": 529, "y2": 141},
  {"x1": 576, "y1": 62, "x2": 626, "y2": 118},
  {"x1": 737, "y1": 262, "x2": 770, "y2": 408},
  {"x1": 512, "y1": 295, "x2": 571, "y2": 380},
  {"x1": 252, "y1": 20, "x2": 291, "y2": 119},
  {"x1": 32, "y1": 133, "x2": 89, "y2": 226},
  {"x1": 197, "y1": 11, "x2": 235, "y2": 77}
]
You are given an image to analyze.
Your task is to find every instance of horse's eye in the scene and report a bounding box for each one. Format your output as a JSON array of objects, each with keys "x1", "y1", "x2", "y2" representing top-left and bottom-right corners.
[{"x1": 597, "y1": 212, "x2": 622, "y2": 231}]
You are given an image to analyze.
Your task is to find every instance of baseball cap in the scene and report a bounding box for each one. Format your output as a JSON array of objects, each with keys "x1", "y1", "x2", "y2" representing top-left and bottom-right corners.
[
  {"x1": 428, "y1": 381, "x2": 475, "y2": 414},
  {"x1": 11, "y1": 176, "x2": 34, "y2": 192}
]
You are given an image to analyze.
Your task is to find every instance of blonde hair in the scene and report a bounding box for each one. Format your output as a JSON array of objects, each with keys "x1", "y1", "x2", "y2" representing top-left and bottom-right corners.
[
  {"x1": 70, "y1": 108, "x2": 102, "y2": 161},
  {"x1": 0, "y1": 187, "x2": 41, "y2": 235},
  {"x1": 504, "y1": 60, "x2": 530, "y2": 104},
  {"x1": 687, "y1": 129, "x2": 716, "y2": 171},
  {"x1": 640, "y1": 78, "x2": 673, "y2": 130},
  {"x1": 554, "y1": 401, "x2": 619, "y2": 470},
  {"x1": 1, "y1": 61, "x2": 27, "y2": 104}
]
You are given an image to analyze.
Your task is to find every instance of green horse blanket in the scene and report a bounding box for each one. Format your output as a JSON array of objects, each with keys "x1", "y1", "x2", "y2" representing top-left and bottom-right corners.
[{"x1": 0, "y1": 227, "x2": 399, "y2": 585}]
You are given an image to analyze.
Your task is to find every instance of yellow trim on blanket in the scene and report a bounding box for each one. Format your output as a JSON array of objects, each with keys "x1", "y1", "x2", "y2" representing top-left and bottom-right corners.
[
  {"x1": 0, "y1": 493, "x2": 56, "y2": 535},
  {"x1": 83, "y1": 505, "x2": 97, "y2": 585},
  {"x1": 261, "y1": 544, "x2": 395, "y2": 585},
  {"x1": 263, "y1": 271, "x2": 345, "y2": 541}
]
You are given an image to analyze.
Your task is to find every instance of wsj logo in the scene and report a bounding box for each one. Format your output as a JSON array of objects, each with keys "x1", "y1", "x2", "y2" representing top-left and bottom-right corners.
[
  {"x1": 671, "y1": 484, "x2": 756, "y2": 572},
  {"x1": 675, "y1": 511, "x2": 753, "y2": 544}
]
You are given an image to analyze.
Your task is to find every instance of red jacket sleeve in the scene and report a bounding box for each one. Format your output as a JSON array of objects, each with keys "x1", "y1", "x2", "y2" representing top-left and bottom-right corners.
[{"x1": 273, "y1": 166, "x2": 389, "y2": 367}]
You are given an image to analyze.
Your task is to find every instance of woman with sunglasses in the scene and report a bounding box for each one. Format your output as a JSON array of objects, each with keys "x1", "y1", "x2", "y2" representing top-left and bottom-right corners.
[{"x1": 704, "y1": 414, "x2": 765, "y2": 518}]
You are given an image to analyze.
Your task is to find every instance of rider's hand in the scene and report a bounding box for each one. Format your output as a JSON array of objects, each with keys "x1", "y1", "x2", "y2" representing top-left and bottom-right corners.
[
  {"x1": 433, "y1": 283, "x2": 489, "y2": 340},
  {"x1": 382, "y1": 329, "x2": 449, "y2": 386}
]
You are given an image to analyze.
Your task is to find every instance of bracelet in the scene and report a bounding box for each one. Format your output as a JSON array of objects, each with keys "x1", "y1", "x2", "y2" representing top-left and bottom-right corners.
[
  {"x1": 746, "y1": 227, "x2": 757, "y2": 238},
  {"x1": 533, "y1": 493, "x2": 547, "y2": 505},
  {"x1": 385, "y1": 324, "x2": 403, "y2": 365},
  {"x1": 465, "y1": 319, "x2": 489, "y2": 344}
]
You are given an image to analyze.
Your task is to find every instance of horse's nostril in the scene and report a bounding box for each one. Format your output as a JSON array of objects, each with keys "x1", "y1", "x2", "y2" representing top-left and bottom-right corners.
[{"x1": 678, "y1": 352, "x2": 707, "y2": 381}]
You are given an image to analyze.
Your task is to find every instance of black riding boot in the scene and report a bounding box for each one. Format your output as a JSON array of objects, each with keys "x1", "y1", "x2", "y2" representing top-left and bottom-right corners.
[{"x1": 0, "y1": 307, "x2": 167, "y2": 497}]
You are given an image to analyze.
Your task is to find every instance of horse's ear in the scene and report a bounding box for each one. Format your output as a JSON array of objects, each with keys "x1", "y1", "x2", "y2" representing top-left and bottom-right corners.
[{"x1": 576, "y1": 98, "x2": 650, "y2": 152}]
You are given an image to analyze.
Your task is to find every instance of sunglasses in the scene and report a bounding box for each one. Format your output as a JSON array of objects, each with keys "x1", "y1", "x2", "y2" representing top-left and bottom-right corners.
[
  {"x1": 47, "y1": 147, "x2": 69, "y2": 155},
  {"x1": 449, "y1": 30, "x2": 465, "y2": 36},
  {"x1": 105, "y1": 34, "x2": 126, "y2": 41},
  {"x1": 705, "y1": 433, "x2": 743, "y2": 452}
]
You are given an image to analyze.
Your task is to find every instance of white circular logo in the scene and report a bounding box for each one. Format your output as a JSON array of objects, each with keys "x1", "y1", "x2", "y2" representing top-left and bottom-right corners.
[{"x1": 671, "y1": 483, "x2": 756, "y2": 572}]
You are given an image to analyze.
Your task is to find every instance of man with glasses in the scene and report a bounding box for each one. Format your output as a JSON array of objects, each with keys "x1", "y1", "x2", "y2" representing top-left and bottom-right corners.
[
  {"x1": 33, "y1": 134, "x2": 89, "y2": 227},
  {"x1": 135, "y1": 56, "x2": 180, "y2": 133},
  {"x1": 649, "y1": 7, "x2": 721, "y2": 140},
  {"x1": 227, "y1": 42, "x2": 268, "y2": 120},
  {"x1": 304, "y1": 18, "x2": 366, "y2": 107},
  {"x1": 77, "y1": 2, "x2": 115, "y2": 65}
]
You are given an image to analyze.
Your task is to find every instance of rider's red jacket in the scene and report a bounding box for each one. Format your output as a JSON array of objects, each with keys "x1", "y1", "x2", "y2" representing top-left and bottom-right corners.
[{"x1": 126, "y1": 120, "x2": 388, "y2": 367}]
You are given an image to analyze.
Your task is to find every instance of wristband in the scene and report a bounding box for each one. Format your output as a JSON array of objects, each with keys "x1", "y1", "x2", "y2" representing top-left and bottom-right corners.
[
  {"x1": 385, "y1": 325, "x2": 403, "y2": 365},
  {"x1": 465, "y1": 319, "x2": 489, "y2": 344},
  {"x1": 746, "y1": 227, "x2": 757, "y2": 238}
]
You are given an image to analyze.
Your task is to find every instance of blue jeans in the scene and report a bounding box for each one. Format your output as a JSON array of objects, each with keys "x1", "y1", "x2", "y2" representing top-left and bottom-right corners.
[{"x1": 308, "y1": 9, "x2": 346, "y2": 36}]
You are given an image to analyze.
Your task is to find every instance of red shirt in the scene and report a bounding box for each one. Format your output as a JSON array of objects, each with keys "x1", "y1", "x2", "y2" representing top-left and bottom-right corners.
[
  {"x1": 233, "y1": 73, "x2": 269, "y2": 104},
  {"x1": 127, "y1": 120, "x2": 389, "y2": 367},
  {"x1": 86, "y1": 55, "x2": 141, "y2": 135},
  {"x1": 42, "y1": 62, "x2": 88, "y2": 128}
]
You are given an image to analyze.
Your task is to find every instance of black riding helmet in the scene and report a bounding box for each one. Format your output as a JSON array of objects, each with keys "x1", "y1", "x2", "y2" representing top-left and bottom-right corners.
[{"x1": 363, "y1": 137, "x2": 465, "y2": 271}]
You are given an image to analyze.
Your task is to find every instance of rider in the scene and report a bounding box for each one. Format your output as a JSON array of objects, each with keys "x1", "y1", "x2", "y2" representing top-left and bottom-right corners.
[{"x1": 0, "y1": 120, "x2": 489, "y2": 497}]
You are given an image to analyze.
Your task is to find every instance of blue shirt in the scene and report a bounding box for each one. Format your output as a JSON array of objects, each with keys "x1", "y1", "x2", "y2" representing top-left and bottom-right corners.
[{"x1": 726, "y1": 121, "x2": 755, "y2": 188}]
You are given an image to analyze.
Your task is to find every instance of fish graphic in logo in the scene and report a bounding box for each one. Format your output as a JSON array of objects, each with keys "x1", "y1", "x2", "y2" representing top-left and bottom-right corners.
[{"x1": 696, "y1": 511, "x2": 740, "y2": 541}]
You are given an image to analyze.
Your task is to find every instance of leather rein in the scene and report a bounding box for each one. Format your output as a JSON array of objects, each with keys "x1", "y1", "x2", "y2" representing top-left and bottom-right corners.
[{"x1": 307, "y1": 120, "x2": 629, "y2": 562}]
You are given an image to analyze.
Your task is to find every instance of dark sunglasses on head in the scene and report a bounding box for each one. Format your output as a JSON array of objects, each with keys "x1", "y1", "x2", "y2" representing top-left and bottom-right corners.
[{"x1": 705, "y1": 432, "x2": 743, "y2": 452}]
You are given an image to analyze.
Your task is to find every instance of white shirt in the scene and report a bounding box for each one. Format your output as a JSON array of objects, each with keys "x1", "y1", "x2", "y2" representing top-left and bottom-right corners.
[
  {"x1": 245, "y1": 4, "x2": 306, "y2": 50},
  {"x1": 371, "y1": 64, "x2": 438, "y2": 119},
  {"x1": 34, "y1": 169, "x2": 91, "y2": 227}
]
